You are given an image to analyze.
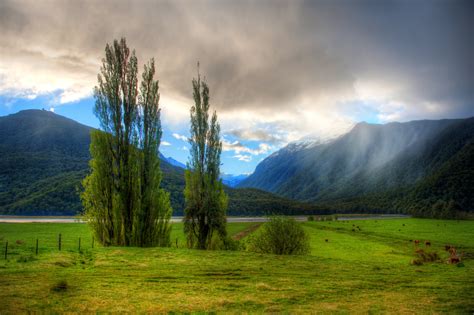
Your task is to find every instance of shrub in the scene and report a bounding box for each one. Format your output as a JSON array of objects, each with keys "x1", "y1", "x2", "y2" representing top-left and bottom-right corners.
[
  {"x1": 209, "y1": 235, "x2": 241, "y2": 251},
  {"x1": 247, "y1": 216, "x2": 310, "y2": 255},
  {"x1": 220, "y1": 236, "x2": 241, "y2": 251},
  {"x1": 307, "y1": 215, "x2": 315, "y2": 221}
]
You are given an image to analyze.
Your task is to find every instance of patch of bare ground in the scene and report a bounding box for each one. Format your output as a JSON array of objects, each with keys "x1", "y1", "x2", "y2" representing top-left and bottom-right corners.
[{"x1": 232, "y1": 223, "x2": 262, "y2": 240}]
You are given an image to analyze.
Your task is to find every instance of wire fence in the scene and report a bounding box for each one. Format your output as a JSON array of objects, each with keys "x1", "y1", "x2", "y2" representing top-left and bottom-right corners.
[{"x1": 1, "y1": 233, "x2": 96, "y2": 260}]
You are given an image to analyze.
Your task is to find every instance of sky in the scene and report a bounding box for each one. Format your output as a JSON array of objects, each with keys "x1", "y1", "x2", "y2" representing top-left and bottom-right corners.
[{"x1": 0, "y1": 0, "x2": 473, "y2": 175}]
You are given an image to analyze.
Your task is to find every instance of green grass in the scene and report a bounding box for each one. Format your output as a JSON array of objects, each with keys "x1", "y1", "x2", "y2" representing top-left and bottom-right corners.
[{"x1": 0, "y1": 218, "x2": 473, "y2": 313}]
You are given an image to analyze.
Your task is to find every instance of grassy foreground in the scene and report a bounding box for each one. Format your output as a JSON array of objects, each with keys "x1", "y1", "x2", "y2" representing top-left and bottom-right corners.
[{"x1": 0, "y1": 218, "x2": 473, "y2": 313}]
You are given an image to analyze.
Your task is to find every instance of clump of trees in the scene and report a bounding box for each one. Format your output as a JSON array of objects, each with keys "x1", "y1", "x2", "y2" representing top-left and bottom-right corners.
[
  {"x1": 81, "y1": 38, "x2": 171, "y2": 247},
  {"x1": 183, "y1": 67, "x2": 228, "y2": 249},
  {"x1": 247, "y1": 216, "x2": 310, "y2": 255}
]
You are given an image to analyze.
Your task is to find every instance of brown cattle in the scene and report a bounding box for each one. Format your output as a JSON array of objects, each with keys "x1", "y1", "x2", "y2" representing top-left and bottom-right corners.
[
  {"x1": 449, "y1": 257, "x2": 461, "y2": 264},
  {"x1": 414, "y1": 240, "x2": 420, "y2": 246},
  {"x1": 425, "y1": 241, "x2": 431, "y2": 247}
]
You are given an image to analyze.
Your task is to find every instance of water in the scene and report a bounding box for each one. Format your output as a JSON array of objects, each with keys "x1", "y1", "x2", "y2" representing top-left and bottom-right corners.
[{"x1": 0, "y1": 215, "x2": 409, "y2": 223}]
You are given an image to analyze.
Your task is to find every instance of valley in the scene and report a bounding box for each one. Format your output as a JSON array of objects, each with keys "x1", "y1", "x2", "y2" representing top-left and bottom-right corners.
[{"x1": 1, "y1": 110, "x2": 472, "y2": 219}]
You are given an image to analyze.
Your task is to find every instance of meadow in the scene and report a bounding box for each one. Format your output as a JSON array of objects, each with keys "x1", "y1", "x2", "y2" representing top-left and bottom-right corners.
[{"x1": 0, "y1": 218, "x2": 473, "y2": 313}]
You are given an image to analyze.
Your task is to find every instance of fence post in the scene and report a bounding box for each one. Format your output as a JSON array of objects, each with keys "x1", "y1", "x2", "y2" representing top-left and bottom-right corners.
[
  {"x1": 78, "y1": 237, "x2": 81, "y2": 252},
  {"x1": 36, "y1": 239, "x2": 39, "y2": 255},
  {"x1": 176, "y1": 238, "x2": 178, "y2": 248},
  {"x1": 4, "y1": 241, "x2": 7, "y2": 260},
  {"x1": 58, "y1": 233, "x2": 62, "y2": 251}
]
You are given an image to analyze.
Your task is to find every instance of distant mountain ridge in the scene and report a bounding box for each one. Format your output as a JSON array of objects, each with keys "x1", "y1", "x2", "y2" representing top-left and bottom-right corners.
[
  {"x1": 159, "y1": 154, "x2": 187, "y2": 169},
  {"x1": 0, "y1": 109, "x2": 319, "y2": 216},
  {"x1": 239, "y1": 117, "x2": 474, "y2": 218},
  {"x1": 220, "y1": 174, "x2": 249, "y2": 187}
]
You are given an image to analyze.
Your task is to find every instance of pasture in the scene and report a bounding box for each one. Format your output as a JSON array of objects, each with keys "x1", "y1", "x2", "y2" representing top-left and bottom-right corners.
[{"x1": 0, "y1": 218, "x2": 473, "y2": 313}]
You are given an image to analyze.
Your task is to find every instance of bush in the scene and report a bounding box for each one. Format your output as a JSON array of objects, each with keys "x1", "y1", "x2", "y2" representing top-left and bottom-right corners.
[
  {"x1": 220, "y1": 236, "x2": 242, "y2": 251},
  {"x1": 247, "y1": 216, "x2": 310, "y2": 255},
  {"x1": 208, "y1": 235, "x2": 241, "y2": 251},
  {"x1": 307, "y1": 215, "x2": 315, "y2": 221}
]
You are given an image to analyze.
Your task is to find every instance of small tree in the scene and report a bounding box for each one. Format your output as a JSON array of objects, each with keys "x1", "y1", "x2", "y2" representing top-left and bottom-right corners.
[
  {"x1": 184, "y1": 66, "x2": 228, "y2": 249},
  {"x1": 247, "y1": 216, "x2": 310, "y2": 255},
  {"x1": 81, "y1": 38, "x2": 171, "y2": 247}
]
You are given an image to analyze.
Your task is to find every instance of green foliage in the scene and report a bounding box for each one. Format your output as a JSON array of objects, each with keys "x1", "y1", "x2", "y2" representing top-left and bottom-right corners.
[
  {"x1": 81, "y1": 131, "x2": 116, "y2": 246},
  {"x1": 184, "y1": 67, "x2": 228, "y2": 249},
  {"x1": 82, "y1": 38, "x2": 171, "y2": 247},
  {"x1": 247, "y1": 217, "x2": 310, "y2": 255}
]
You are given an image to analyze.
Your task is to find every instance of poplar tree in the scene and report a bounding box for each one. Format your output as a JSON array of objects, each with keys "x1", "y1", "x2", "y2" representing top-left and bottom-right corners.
[
  {"x1": 134, "y1": 59, "x2": 172, "y2": 247},
  {"x1": 184, "y1": 67, "x2": 228, "y2": 249},
  {"x1": 81, "y1": 38, "x2": 171, "y2": 247}
]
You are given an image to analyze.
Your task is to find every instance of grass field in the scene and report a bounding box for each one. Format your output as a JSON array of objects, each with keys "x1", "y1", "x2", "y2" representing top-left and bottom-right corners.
[{"x1": 0, "y1": 218, "x2": 473, "y2": 313}]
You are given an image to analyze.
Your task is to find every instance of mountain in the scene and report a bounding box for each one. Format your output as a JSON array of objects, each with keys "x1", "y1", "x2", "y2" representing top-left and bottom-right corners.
[
  {"x1": 159, "y1": 156, "x2": 249, "y2": 188},
  {"x1": 0, "y1": 109, "x2": 318, "y2": 216},
  {"x1": 0, "y1": 110, "x2": 91, "y2": 215},
  {"x1": 239, "y1": 118, "x2": 474, "y2": 218},
  {"x1": 220, "y1": 174, "x2": 249, "y2": 187},
  {"x1": 160, "y1": 154, "x2": 186, "y2": 169}
]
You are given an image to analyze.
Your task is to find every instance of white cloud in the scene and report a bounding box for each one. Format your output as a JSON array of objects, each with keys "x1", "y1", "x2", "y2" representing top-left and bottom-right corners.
[
  {"x1": 222, "y1": 140, "x2": 272, "y2": 156},
  {"x1": 233, "y1": 154, "x2": 252, "y2": 162},
  {"x1": 0, "y1": 45, "x2": 96, "y2": 105},
  {"x1": 172, "y1": 133, "x2": 188, "y2": 142},
  {"x1": 161, "y1": 141, "x2": 171, "y2": 146}
]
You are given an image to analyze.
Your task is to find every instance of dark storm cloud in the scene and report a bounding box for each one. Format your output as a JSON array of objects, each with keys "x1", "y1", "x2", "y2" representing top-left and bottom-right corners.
[
  {"x1": 0, "y1": 0, "x2": 472, "y2": 129},
  {"x1": 320, "y1": 0, "x2": 474, "y2": 110}
]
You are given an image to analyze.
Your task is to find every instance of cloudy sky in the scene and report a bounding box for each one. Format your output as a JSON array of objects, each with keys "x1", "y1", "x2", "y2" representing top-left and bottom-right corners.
[{"x1": 0, "y1": 0, "x2": 473, "y2": 174}]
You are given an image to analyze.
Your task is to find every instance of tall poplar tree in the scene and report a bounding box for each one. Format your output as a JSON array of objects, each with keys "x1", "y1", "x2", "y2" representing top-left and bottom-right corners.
[
  {"x1": 184, "y1": 67, "x2": 228, "y2": 249},
  {"x1": 134, "y1": 59, "x2": 172, "y2": 247},
  {"x1": 81, "y1": 38, "x2": 171, "y2": 247}
]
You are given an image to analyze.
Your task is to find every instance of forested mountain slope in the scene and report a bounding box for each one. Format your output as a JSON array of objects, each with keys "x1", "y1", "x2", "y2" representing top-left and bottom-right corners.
[{"x1": 239, "y1": 118, "x2": 474, "y2": 217}]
